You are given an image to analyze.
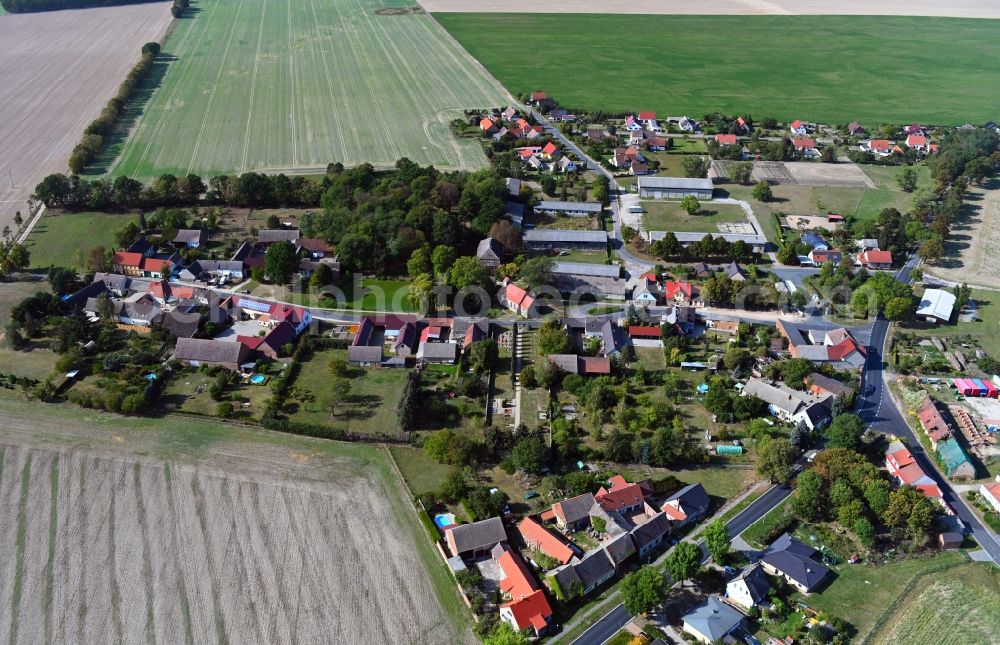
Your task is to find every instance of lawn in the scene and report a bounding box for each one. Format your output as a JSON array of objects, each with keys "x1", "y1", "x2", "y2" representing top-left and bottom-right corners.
[
  {"x1": 558, "y1": 249, "x2": 610, "y2": 264},
  {"x1": 870, "y1": 562, "x2": 1000, "y2": 645},
  {"x1": 108, "y1": 0, "x2": 510, "y2": 180},
  {"x1": 798, "y1": 552, "x2": 971, "y2": 641},
  {"x1": 388, "y1": 445, "x2": 454, "y2": 496},
  {"x1": 641, "y1": 200, "x2": 747, "y2": 233},
  {"x1": 24, "y1": 210, "x2": 137, "y2": 271},
  {"x1": 437, "y1": 14, "x2": 1000, "y2": 124},
  {"x1": 290, "y1": 348, "x2": 410, "y2": 435},
  {"x1": 161, "y1": 369, "x2": 274, "y2": 420},
  {"x1": 741, "y1": 497, "x2": 793, "y2": 548}
]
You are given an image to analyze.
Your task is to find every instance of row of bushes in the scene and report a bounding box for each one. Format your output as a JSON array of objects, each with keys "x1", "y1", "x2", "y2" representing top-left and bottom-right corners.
[{"x1": 68, "y1": 42, "x2": 161, "y2": 174}]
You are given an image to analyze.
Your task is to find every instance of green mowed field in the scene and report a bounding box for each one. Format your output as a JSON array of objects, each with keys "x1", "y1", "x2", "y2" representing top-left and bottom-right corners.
[
  {"x1": 872, "y1": 563, "x2": 1000, "y2": 645},
  {"x1": 24, "y1": 210, "x2": 136, "y2": 271},
  {"x1": 641, "y1": 200, "x2": 746, "y2": 233},
  {"x1": 110, "y1": 0, "x2": 510, "y2": 180},
  {"x1": 436, "y1": 14, "x2": 1000, "y2": 124}
]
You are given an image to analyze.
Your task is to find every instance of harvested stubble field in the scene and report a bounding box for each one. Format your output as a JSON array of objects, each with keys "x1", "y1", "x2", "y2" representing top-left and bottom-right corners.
[
  {"x1": 436, "y1": 14, "x2": 1000, "y2": 124},
  {"x1": 0, "y1": 3, "x2": 172, "y2": 233},
  {"x1": 0, "y1": 395, "x2": 472, "y2": 644},
  {"x1": 110, "y1": 0, "x2": 511, "y2": 180}
]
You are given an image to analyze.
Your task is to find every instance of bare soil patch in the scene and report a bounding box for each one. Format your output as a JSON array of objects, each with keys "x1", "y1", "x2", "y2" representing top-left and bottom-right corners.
[
  {"x1": 375, "y1": 6, "x2": 425, "y2": 15},
  {"x1": 0, "y1": 396, "x2": 471, "y2": 644},
  {"x1": 420, "y1": 0, "x2": 1000, "y2": 18},
  {"x1": 783, "y1": 161, "x2": 875, "y2": 188},
  {"x1": 0, "y1": 3, "x2": 172, "y2": 233},
  {"x1": 752, "y1": 161, "x2": 795, "y2": 184},
  {"x1": 927, "y1": 179, "x2": 1000, "y2": 290}
]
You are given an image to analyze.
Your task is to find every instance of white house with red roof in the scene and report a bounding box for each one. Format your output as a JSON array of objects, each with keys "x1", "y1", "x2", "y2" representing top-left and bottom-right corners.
[
  {"x1": 856, "y1": 250, "x2": 893, "y2": 270},
  {"x1": 624, "y1": 115, "x2": 642, "y2": 131},
  {"x1": 905, "y1": 134, "x2": 929, "y2": 151},
  {"x1": 789, "y1": 120, "x2": 808, "y2": 135},
  {"x1": 663, "y1": 280, "x2": 698, "y2": 304},
  {"x1": 661, "y1": 483, "x2": 710, "y2": 529},
  {"x1": 595, "y1": 475, "x2": 651, "y2": 516},
  {"x1": 500, "y1": 278, "x2": 537, "y2": 318},
  {"x1": 715, "y1": 134, "x2": 738, "y2": 146},
  {"x1": 979, "y1": 481, "x2": 1000, "y2": 514},
  {"x1": 541, "y1": 141, "x2": 560, "y2": 160},
  {"x1": 493, "y1": 544, "x2": 554, "y2": 636},
  {"x1": 790, "y1": 137, "x2": 819, "y2": 158},
  {"x1": 861, "y1": 139, "x2": 893, "y2": 157}
]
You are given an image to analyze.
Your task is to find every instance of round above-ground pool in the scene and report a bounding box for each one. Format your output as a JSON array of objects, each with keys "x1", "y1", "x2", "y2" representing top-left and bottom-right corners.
[
  {"x1": 145, "y1": 373, "x2": 157, "y2": 381},
  {"x1": 697, "y1": 383, "x2": 709, "y2": 393},
  {"x1": 250, "y1": 374, "x2": 267, "y2": 384}
]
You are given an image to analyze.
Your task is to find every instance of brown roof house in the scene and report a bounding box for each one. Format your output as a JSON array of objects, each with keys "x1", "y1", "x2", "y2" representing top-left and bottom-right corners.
[
  {"x1": 446, "y1": 517, "x2": 507, "y2": 559},
  {"x1": 174, "y1": 338, "x2": 250, "y2": 370}
]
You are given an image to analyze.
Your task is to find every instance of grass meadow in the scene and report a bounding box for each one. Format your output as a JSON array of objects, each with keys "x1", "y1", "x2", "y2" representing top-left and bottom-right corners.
[
  {"x1": 436, "y1": 14, "x2": 1000, "y2": 124},
  {"x1": 24, "y1": 210, "x2": 137, "y2": 271},
  {"x1": 109, "y1": 0, "x2": 510, "y2": 180}
]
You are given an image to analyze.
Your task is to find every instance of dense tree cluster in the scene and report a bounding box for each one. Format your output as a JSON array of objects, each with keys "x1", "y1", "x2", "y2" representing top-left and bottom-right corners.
[
  {"x1": 649, "y1": 232, "x2": 756, "y2": 262},
  {"x1": 792, "y1": 447, "x2": 934, "y2": 548}
]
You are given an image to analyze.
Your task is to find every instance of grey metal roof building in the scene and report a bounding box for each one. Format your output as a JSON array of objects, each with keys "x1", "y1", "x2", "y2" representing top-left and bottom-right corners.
[
  {"x1": 535, "y1": 200, "x2": 604, "y2": 217},
  {"x1": 524, "y1": 229, "x2": 609, "y2": 249},
  {"x1": 638, "y1": 176, "x2": 714, "y2": 199},
  {"x1": 760, "y1": 533, "x2": 831, "y2": 592},
  {"x1": 552, "y1": 261, "x2": 620, "y2": 278}
]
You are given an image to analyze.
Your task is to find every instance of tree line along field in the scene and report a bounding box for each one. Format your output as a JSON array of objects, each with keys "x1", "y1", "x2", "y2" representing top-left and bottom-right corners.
[
  {"x1": 435, "y1": 14, "x2": 1000, "y2": 125},
  {"x1": 108, "y1": 0, "x2": 511, "y2": 180},
  {"x1": 0, "y1": 395, "x2": 472, "y2": 644}
]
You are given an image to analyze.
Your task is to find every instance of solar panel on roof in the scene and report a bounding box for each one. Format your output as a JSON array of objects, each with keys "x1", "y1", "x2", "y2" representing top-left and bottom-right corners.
[{"x1": 241, "y1": 299, "x2": 271, "y2": 312}]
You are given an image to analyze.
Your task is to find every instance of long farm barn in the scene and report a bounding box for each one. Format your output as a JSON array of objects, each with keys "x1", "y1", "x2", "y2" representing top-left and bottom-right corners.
[{"x1": 109, "y1": 0, "x2": 511, "y2": 179}]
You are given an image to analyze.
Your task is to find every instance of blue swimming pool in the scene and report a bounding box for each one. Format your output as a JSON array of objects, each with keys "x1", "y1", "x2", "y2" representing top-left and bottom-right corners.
[
  {"x1": 434, "y1": 513, "x2": 456, "y2": 529},
  {"x1": 145, "y1": 373, "x2": 158, "y2": 381},
  {"x1": 250, "y1": 374, "x2": 267, "y2": 384}
]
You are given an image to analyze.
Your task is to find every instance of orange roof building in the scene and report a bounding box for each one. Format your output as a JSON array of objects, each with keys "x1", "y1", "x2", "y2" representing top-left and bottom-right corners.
[
  {"x1": 715, "y1": 134, "x2": 738, "y2": 145},
  {"x1": 494, "y1": 544, "x2": 553, "y2": 635},
  {"x1": 517, "y1": 517, "x2": 574, "y2": 564}
]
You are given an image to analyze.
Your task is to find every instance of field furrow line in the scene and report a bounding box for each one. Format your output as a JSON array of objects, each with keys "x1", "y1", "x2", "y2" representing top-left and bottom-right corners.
[
  {"x1": 246, "y1": 482, "x2": 296, "y2": 641},
  {"x1": 107, "y1": 464, "x2": 125, "y2": 645},
  {"x1": 4, "y1": 450, "x2": 32, "y2": 645},
  {"x1": 14, "y1": 451, "x2": 57, "y2": 644},
  {"x1": 240, "y1": 0, "x2": 268, "y2": 173},
  {"x1": 189, "y1": 473, "x2": 231, "y2": 645},
  {"x1": 185, "y1": 0, "x2": 249, "y2": 175},
  {"x1": 221, "y1": 480, "x2": 269, "y2": 643},
  {"x1": 286, "y1": 0, "x2": 298, "y2": 166},
  {"x1": 42, "y1": 455, "x2": 59, "y2": 645},
  {"x1": 160, "y1": 464, "x2": 195, "y2": 645},
  {"x1": 305, "y1": 0, "x2": 349, "y2": 163},
  {"x1": 124, "y1": 0, "x2": 222, "y2": 178},
  {"x1": 131, "y1": 463, "x2": 158, "y2": 645}
]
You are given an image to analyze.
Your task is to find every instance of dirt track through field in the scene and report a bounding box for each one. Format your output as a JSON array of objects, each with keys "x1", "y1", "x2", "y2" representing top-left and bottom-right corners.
[
  {"x1": 0, "y1": 401, "x2": 471, "y2": 644},
  {"x1": 0, "y1": 3, "x2": 172, "y2": 235},
  {"x1": 420, "y1": 0, "x2": 1000, "y2": 18}
]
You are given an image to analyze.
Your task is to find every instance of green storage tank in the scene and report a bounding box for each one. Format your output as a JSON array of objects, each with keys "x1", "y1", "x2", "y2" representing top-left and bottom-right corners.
[{"x1": 716, "y1": 445, "x2": 744, "y2": 455}]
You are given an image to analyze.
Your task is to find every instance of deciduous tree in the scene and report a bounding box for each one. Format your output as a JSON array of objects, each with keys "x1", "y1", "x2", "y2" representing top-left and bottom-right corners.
[
  {"x1": 664, "y1": 541, "x2": 701, "y2": 585},
  {"x1": 620, "y1": 566, "x2": 668, "y2": 615}
]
